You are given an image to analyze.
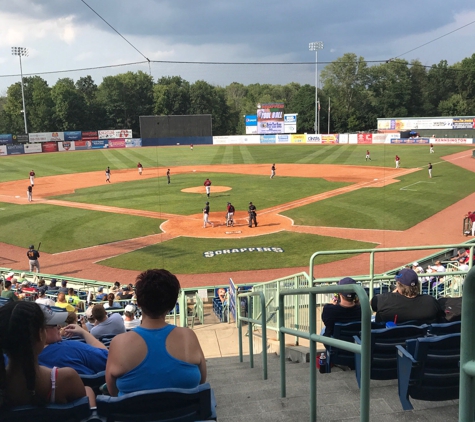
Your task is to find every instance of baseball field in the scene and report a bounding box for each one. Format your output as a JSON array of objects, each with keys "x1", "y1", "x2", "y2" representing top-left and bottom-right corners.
[{"x1": 1, "y1": 143, "x2": 475, "y2": 286}]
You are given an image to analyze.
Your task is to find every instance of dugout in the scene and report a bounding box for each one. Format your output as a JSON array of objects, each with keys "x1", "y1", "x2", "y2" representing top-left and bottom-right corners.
[{"x1": 140, "y1": 115, "x2": 213, "y2": 147}]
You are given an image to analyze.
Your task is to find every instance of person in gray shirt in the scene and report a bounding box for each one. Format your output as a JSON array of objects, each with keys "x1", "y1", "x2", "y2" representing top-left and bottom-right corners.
[{"x1": 89, "y1": 304, "x2": 126, "y2": 339}]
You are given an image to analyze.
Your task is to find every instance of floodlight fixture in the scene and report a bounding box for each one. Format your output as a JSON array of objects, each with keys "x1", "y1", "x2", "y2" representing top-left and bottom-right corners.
[
  {"x1": 309, "y1": 41, "x2": 324, "y2": 134},
  {"x1": 11, "y1": 46, "x2": 29, "y2": 134}
]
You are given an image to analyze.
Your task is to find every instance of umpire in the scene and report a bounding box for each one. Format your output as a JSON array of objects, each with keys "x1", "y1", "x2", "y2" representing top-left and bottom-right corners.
[
  {"x1": 248, "y1": 202, "x2": 258, "y2": 227},
  {"x1": 27, "y1": 244, "x2": 40, "y2": 273}
]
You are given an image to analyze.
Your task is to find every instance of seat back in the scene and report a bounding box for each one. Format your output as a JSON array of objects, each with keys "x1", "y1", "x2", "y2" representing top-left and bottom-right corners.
[
  {"x1": 407, "y1": 333, "x2": 460, "y2": 402},
  {"x1": 427, "y1": 321, "x2": 461, "y2": 336},
  {"x1": 96, "y1": 383, "x2": 216, "y2": 422},
  {"x1": 0, "y1": 397, "x2": 91, "y2": 422}
]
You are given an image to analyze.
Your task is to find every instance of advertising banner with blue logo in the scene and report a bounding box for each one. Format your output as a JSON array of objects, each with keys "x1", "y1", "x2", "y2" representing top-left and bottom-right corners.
[
  {"x1": 91, "y1": 140, "x2": 108, "y2": 149},
  {"x1": 452, "y1": 118, "x2": 475, "y2": 129},
  {"x1": 260, "y1": 135, "x2": 276, "y2": 143},
  {"x1": 245, "y1": 115, "x2": 257, "y2": 126},
  {"x1": 257, "y1": 103, "x2": 284, "y2": 134},
  {"x1": 64, "y1": 131, "x2": 82, "y2": 141},
  {"x1": 125, "y1": 138, "x2": 142, "y2": 147},
  {"x1": 7, "y1": 144, "x2": 25, "y2": 155},
  {"x1": 0, "y1": 134, "x2": 13, "y2": 145},
  {"x1": 277, "y1": 134, "x2": 290, "y2": 143}
]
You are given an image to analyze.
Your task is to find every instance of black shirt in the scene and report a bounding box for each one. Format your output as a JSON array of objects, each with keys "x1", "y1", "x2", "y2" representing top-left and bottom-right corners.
[{"x1": 321, "y1": 303, "x2": 362, "y2": 337}]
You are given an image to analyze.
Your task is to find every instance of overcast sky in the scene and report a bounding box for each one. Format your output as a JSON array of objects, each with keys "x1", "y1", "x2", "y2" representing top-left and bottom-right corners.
[{"x1": 0, "y1": 0, "x2": 474, "y2": 95}]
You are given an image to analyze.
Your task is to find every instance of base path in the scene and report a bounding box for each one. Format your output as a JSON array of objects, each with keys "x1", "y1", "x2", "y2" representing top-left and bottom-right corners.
[{"x1": 0, "y1": 154, "x2": 473, "y2": 287}]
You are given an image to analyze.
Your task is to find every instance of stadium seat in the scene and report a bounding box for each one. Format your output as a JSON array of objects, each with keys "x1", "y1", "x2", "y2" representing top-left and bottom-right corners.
[
  {"x1": 96, "y1": 382, "x2": 217, "y2": 421},
  {"x1": 80, "y1": 370, "x2": 106, "y2": 391},
  {"x1": 427, "y1": 321, "x2": 461, "y2": 336},
  {"x1": 396, "y1": 333, "x2": 460, "y2": 410},
  {"x1": 354, "y1": 324, "x2": 429, "y2": 387}
]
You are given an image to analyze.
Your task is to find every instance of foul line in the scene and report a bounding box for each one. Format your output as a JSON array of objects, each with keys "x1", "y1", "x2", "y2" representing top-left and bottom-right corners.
[{"x1": 400, "y1": 181, "x2": 436, "y2": 191}]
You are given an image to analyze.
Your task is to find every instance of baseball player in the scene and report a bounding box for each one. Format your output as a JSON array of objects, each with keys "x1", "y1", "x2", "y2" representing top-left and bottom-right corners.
[
  {"x1": 365, "y1": 150, "x2": 371, "y2": 161},
  {"x1": 430, "y1": 143, "x2": 434, "y2": 153},
  {"x1": 190, "y1": 144, "x2": 194, "y2": 151},
  {"x1": 226, "y1": 202, "x2": 235, "y2": 227},
  {"x1": 428, "y1": 162, "x2": 432, "y2": 178},
  {"x1": 137, "y1": 162, "x2": 143, "y2": 175},
  {"x1": 203, "y1": 201, "x2": 213, "y2": 228},
  {"x1": 167, "y1": 169, "x2": 171, "y2": 184},
  {"x1": 204, "y1": 178, "x2": 212, "y2": 198},
  {"x1": 395, "y1": 155, "x2": 400, "y2": 169},
  {"x1": 248, "y1": 202, "x2": 258, "y2": 228},
  {"x1": 105, "y1": 166, "x2": 111, "y2": 183},
  {"x1": 29, "y1": 170, "x2": 35, "y2": 186},
  {"x1": 270, "y1": 164, "x2": 276, "y2": 179},
  {"x1": 27, "y1": 244, "x2": 40, "y2": 273},
  {"x1": 27, "y1": 185, "x2": 33, "y2": 202}
]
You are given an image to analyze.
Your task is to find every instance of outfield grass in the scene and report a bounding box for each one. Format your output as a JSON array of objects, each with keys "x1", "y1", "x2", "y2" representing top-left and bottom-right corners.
[
  {"x1": 50, "y1": 173, "x2": 349, "y2": 215},
  {"x1": 0, "y1": 202, "x2": 163, "y2": 253},
  {"x1": 99, "y1": 232, "x2": 376, "y2": 274}
]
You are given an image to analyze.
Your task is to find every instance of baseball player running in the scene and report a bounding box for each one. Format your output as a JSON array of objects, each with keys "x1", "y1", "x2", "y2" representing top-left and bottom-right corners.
[
  {"x1": 27, "y1": 244, "x2": 40, "y2": 273},
  {"x1": 203, "y1": 202, "x2": 213, "y2": 228},
  {"x1": 29, "y1": 170, "x2": 35, "y2": 186}
]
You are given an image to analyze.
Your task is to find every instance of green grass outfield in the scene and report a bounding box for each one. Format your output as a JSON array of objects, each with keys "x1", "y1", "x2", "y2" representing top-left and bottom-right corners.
[{"x1": 1, "y1": 144, "x2": 474, "y2": 273}]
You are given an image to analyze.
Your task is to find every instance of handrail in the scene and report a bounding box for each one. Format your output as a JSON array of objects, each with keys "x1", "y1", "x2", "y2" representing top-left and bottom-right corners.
[
  {"x1": 237, "y1": 291, "x2": 268, "y2": 380},
  {"x1": 459, "y1": 265, "x2": 475, "y2": 420},
  {"x1": 278, "y1": 284, "x2": 371, "y2": 422}
]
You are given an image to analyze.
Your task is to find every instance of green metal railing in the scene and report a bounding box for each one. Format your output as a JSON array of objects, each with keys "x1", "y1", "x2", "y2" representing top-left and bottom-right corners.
[
  {"x1": 278, "y1": 284, "x2": 372, "y2": 422},
  {"x1": 237, "y1": 291, "x2": 268, "y2": 380}
]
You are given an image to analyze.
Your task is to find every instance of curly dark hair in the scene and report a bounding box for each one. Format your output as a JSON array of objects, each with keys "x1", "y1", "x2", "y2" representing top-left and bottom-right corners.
[
  {"x1": 135, "y1": 269, "x2": 180, "y2": 318},
  {"x1": 396, "y1": 281, "x2": 420, "y2": 297},
  {"x1": 0, "y1": 301, "x2": 45, "y2": 408}
]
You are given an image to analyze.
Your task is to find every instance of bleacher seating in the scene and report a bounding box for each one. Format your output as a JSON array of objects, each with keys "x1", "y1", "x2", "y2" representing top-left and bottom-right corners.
[
  {"x1": 96, "y1": 382, "x2": 217, "y2": 422},
  {"x1": 427, "y1": 321, "x2": 461, "y2": 336},
  {"x1": 354, "y1": 324, "x2": 429, "y2": 387},
  {"x1": 80, "y1": 370, "x2": 106, "y2": 393},
  {"x1": 396, "y1": 333, "x2": 461, "y2": 410}
]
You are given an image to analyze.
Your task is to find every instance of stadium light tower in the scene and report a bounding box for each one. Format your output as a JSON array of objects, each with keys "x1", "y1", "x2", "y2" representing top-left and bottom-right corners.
[
  {"x1": 11, "y1": 47, "x2": 29, "y2": 134},
  {"x1": 309, "y1": 41, "x2": 323, "y2": 134}
]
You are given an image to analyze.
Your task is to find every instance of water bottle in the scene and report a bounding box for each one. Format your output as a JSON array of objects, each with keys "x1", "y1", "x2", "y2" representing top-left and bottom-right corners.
[{"x1": 318, "y1": 352, "x2": 327, "y2": 374}]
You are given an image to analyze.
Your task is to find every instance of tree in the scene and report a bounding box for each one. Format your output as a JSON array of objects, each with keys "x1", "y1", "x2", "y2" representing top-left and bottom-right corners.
[
  {"x1": 438, "y1": 94, "x2": 470, "y2": 116},
  {"x1": 51, "y1": 78, "x2": 87, "y2": 131},
  {"x1": 425, "y1": 60, "x2": 456, "y2": 116},
  {"x1": 286, "y1": 84, "x2": 315, "y2": 133},
  {"x1": 76, "y1": 76, "x2": 104, "y2": 130},
  {"x1": 153, "y1": 76, "x2": 190, "y2": 116}
]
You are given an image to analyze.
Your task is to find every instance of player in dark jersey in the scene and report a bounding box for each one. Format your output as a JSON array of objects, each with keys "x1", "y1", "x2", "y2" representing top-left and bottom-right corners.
[
  {"x1": 27, "y1": 244, "x2": 40, "y2": 273},
  {"x1": 248, "y1": 202, "x2": 257, "y2": 227}
]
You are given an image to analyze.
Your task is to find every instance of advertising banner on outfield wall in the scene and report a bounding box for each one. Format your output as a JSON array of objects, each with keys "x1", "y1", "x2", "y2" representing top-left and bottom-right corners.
[
  {"x1": 357, "y1": 133, "x2": 372, "y2": 143},
  {"x1": 284, "y1": 114, "x2": 297, "y2": 134},
  {"x1": 98, "y1": 129, "x2": 132, "y2": 139},
  {"x1": 41, "y1": 142, "x2": 58, "y2": 153},
  {"x1": 64, "y1": 131, "x2": 82, "y2": 141},
  {"x1": 391, "y1": 138, "x2": 430, "y2": 144},
  {"x1": 24, "y1": 144, "x2": 42, "y2": 154},
  {"x1": 13, "y1": 134, "x2": 29, "y2": 143},
  {"x1": 29, "y1": 132, "x2": 65, "y2": 143},
  {"x1": 213, "y1": 135, "x2": 260, "y2": 144},
  {"x1": 82, "y1": 131, "x2": 98, "y2": 141},
  {"x1": 58, "y1": 141, "x2": 76, "y2": 151},
  {"x1": 125, "y1": 138, "x2": 142, "y2": 147},
  {"x1": 8, "y1": 144, "x2": 24, "y2": 154},
  {"x1": 0, "y1": 134, "x2": 13, "y2": 145},
  {"x1": 277, "y1": 135, "x2": 290, "y2": 143},
  {"x1": 452, "y1": 118, "x2": 475, "y2": 129},
  {"x1": 291, "y1": 134, "x2": 306, "y2": 143},
  {"x1": 91, "y1": 140, "x2": 108, "y2": 149},
  {"x1": 257, "y1": 103, "x2": 284, "y2": 134},
  {"x1": 260, "y1": 135, "x2": 276, "y2": 143},
  {"x1": 431, "y1": 138, "x2": 473, "y2": 144},
  {"x1": 108, "y1": 139, "x2": 126, "y2": 148},
  {"x1": 372, "y1": 133, "x2": 398, "y2": 143},
  {"x1": 378, "y1": 117, "x2": 457, "y2": 131},
  {"x1": 306, "y1": 135, "x2": 321, "y2": 143},
  {"x1": 0, "y1": 145, "x2": 6, "y2": 156},
  {"x1": 321, "y1": 134, "x2": 339, "y2": 144}
]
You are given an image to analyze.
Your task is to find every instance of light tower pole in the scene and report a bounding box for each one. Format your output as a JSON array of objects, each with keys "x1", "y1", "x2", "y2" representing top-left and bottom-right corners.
[
  {"x1": 11, "y1": 47, "x2": 29, "y2": 134},
  {"x1": 309, "y1": 41, "x2": 323, "y2": 134}
]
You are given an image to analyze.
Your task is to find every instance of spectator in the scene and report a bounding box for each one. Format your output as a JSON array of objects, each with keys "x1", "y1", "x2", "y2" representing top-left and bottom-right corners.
[
  {"x1": 106, "y1": 269, "x2": 206, "y2": 396},
  {"x1": 35, "y1": 287, "x2": 55, "y2": 306},
  {"x1": 38, "y1": 304, "x2": 108, "y2": 375},
  {"x1": 458, "y1": 257, "x2": 469, "y2": 272},
  {"x1": 123, "y1": 304, "x2": 141, "y2": 330},
  {"x1": 90, "y1": 304, "x2": 126, "y2": 339},
  {"x1": 412, "y1": 261, "x2": 424, "y2": 274},
  {"x1": 5, "y1": 272, "x2": 15, "y2": 282},
  {"x1": 427, "y1": 260, "x2": 446, "y2": 288},
  {"x1": 104, "y1": 292, "x2": 122, "y2": 310},
  {"x1": 371, "y1": 268, "x2": 446, "y2": 324},
  {"x1": 466, "y1": 211, "x2": 475, "y2": 236},
  {"x1": 17, "y1": 272, "x2": 27, "y2": 284},
  {"x1": 118, "y1": 285, "x2": 134, "y2": 300},
  {"x1": 66, "y1": 288, "x2": 84, "y2": 311},
  {"x1": 48, "y1": 278, "x2": 60, "y2": 291},
  {"x1": 0, "y1": 301, "x2": 95, "y2": 408},
  {"x1": 58, "y1": 280, "x2": 69, "y2": 294},
  {"x1": 111, "y1": 281, "x2": 121, "y2": 294},
  {"x1": 37, "y1": 277, "x2": 46, "y2": 289},
  {"x1": 1, "y1": 280, "x2": 19, "y2": 302},
  {"x1": 96, "y1": 286, "x2": 107, "y2": 301},
  {"x1": 55, "y1": 292, "x2": 75, "y2": 312},
  {"x1": 321, "y1": 277, "x2": 361, "y2": 337}
]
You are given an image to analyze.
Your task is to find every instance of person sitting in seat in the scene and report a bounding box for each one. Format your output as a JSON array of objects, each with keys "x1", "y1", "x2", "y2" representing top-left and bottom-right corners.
[
  {"x1": 89, "y1": 304, "x2": 126, "y2": 339},
  {"x1": 0, "y1": 301, "x2": 96, "y2": 408},
  {"x1": 106, "y1": 269, "x2": 207, "y2": 396},
  {"x1": 55, "y1": 292, "x2": 75, "y2": 312},
  {"x1": 1, "y1": 280, "x2": 19, "y2": 302},
  {"x1": 321, "y1": 277, "x2": 361, "y2": 337},
  {"x1": 35, "y1": 287, "x2": 55, "y2": 307},
  {"x1": 123, "y1": 304, "x2": 141, "y2": 330},
  {"x1": 103, "y1": 293, "x2": 122, "y2": 310},
  {"x1": 48, "y1": 278, "x2": 60, "y2": 291},
  {"x1": 371, "y1": 268, "x2": 446, "y2": 325}
]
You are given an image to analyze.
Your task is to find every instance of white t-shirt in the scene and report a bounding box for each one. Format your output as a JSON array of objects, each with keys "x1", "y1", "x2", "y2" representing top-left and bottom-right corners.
[
  {"x1": 36, "y1": 297, "x2": 55, "y2": 307},
  {"x1": 90, "y1": 313, "x2": 126, "y2": 339},
  {"x1": 123, "y1": 318, "x2": 141, "y2": 330}
]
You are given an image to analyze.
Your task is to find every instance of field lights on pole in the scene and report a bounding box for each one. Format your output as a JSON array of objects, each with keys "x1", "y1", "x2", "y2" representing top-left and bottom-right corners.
[
  {"x1": 11, "y1": 47, "x2": 29, "y2": 134},
  {"x1": 309, "y1": 41, "x2": 323, "y2": 134}
]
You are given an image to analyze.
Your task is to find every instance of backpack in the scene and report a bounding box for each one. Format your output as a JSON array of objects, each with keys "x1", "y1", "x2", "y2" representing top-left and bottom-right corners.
[{"x1": 438, "y1": 297, "x2": 462, "y2": 322}]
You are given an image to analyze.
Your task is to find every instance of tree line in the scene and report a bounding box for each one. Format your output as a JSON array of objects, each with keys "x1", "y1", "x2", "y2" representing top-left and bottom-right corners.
[{"x1": 0, "y1": 52, "x2": 474, "y2": 137}]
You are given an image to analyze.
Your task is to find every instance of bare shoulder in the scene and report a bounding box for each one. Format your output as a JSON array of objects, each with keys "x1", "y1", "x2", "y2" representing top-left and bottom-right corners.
[{"x1": 110, "y1": 330, "x2": 142, "y2": 349}]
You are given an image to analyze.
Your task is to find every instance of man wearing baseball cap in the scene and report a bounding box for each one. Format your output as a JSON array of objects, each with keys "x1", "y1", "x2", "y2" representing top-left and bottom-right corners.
[
  {"x1": 321, "y1": 277, "x2": 361, "y2": 337},
  {"x1": 38, "y1": 304, "x2": 109, "y2": 375},
  {"x1": 371, "y1": 268, "x2": 445, "y2": 325}
]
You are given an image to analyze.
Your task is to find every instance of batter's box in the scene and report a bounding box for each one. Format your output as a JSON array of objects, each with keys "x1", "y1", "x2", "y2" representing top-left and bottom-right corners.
[{"x1": 400, "y1": 181, "x2": 435, "y2": 191}]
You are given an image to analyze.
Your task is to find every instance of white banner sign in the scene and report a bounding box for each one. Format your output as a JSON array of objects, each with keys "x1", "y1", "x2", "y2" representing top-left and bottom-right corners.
[
  {"x1": 29, "y1": 132, "x2": 64, "y2": 143},
  {"x1": 98, "y1": 129, "x2": 132, "y2": 139}
]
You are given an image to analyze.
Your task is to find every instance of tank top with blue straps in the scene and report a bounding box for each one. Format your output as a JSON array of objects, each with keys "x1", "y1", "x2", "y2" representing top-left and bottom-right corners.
[{"x1": 116, "y1": 324, "x2": 201, "y2": 396}]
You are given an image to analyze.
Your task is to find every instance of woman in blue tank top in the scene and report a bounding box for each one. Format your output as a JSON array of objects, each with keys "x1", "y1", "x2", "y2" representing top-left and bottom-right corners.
[{"x1": 106, "y1": 269, "x2": 207, "y2": 396}]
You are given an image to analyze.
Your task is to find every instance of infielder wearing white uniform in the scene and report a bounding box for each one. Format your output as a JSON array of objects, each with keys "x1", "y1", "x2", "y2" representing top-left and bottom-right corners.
[{"x1": 29, "y1": 170, "x2": 35, "y2": 186}]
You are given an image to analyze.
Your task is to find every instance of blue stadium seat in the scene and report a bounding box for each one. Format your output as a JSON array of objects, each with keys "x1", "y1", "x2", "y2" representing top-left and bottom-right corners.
[
  {"x1": 396, "y1": 333, "x2": 460, "y2": 410},
  {"x1": 79, "y1": 370, "x2": 106, "y2": 390},
  {"x1": 427, "y1": 321, "x2": 461, "y2": 336},
  {"x1": 96, "y1": 382, "x2": 217, "y2": 421}
]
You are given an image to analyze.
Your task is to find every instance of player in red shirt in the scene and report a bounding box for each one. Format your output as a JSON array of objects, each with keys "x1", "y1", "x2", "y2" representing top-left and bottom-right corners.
[
  {"x1": 29, "y1": 170, "x2": 35, "y2": 186},
  {"x1": 395, "y1": 155, "x2": 400, "y2": 168},
  {"x1": 137, "y1": 162, "x2": 143, "y2": 175},
  {"x1": 204, "y1": 178, "x2": 212, "y2": 198}
]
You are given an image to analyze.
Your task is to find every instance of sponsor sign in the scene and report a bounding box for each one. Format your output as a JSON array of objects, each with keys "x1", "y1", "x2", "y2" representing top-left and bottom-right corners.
[
  {"x1": 452, "y1": 118, "x2": 475, "y2": 129},
  {"x1": 306, "y1": 135, "x2": 322, "y2": 143},
  {"x1": 108, "y1": 139, "x2": 126, "y2": 148},
  {"x1": 82, "y1": 131, "x2": 98, "y2": 141},
  {"x1": 0, "y1": 145, "x2": 7, "y2": 156},
  {"x1": 284, "y1": 124, "x2": 296, "y2": 133},
  {"x1": 284, "y1": 114, "x2": 297, "y2": 123},
  {"x1": 29, "y1": 132, "x2": 64, "y2": 143},
  {"x1": 24, "y1": 143, "x2": 42, "y2": 154},
  {"x1": 64, "y1": 131, "x2": 82, "y2": 141},
  {"x1": 245, "y1": 115, "x2": 257, "y2": 126},
  {"x1": 203, "y1": 246, "x2": 284, "y2": 258},
  {"x1": 372, "y1": 133, "x2": 396, "y2": 143},
  {"x1": 91, "y1": 140, "x2": 108, "y2": 149},
  {"x1": 7, "y1": 144, "x2": 25, "y2": 155},
  {"x1": 321, "y1": 134, "x2": 339, "y2": 144},
  {"x1": 98, "y1": 129, "x2": 132, "y2": 139},
  {"x1": 378, "y1": 117, "x2": 462, "y2": 131},
  {"x1": 58, "y1": 141, "x2": 76, "y2": 152},
  {"x1": 0, "y1": 134, "x2": 13, "y2": 145},
  {"x1": 257, "y1": 103, "x2": 284, "y2": 134},
  {"x1": 277, "y1": 134, "x2": 290, "y2": 143},
  {"x1": 245, "y1": 126, "x2": 258, "y2": 135},
  {"x1": 291, "y1": 134, "x2": 306, "y2": 143},
  {"x1": 405, "y1": 138, "x2": 430, "y2": 144},
  {"x1": 42, "y1": 142, "x2": 58, "y2": 153},
  {"x1": 357, "y1": 133, "x2": 372, "y2": 143},
  {"x1": 431, "y1": 138, "x2": 473, "y2": 144},
  {"x1": 75, "y1": 141, "x2": 92, "y2": 150},
  {"x1": 213, "y1": 135, "x2": 260, "y2": 145},
  {"x1": 260, "y1": 135, "x2": 276, "y2": 144},
  {"x1": 13, "y1": 134, "x2": 29, "y2": 143},
  {"x1": 125, "y1": 138, "x2": 142, "y2": 148}
]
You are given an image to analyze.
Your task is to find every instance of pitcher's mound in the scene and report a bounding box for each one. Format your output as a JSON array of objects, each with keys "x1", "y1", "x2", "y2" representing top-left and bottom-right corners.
[{"x1": 182, "y1": 186, "x2": 232, "y2": 194}]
